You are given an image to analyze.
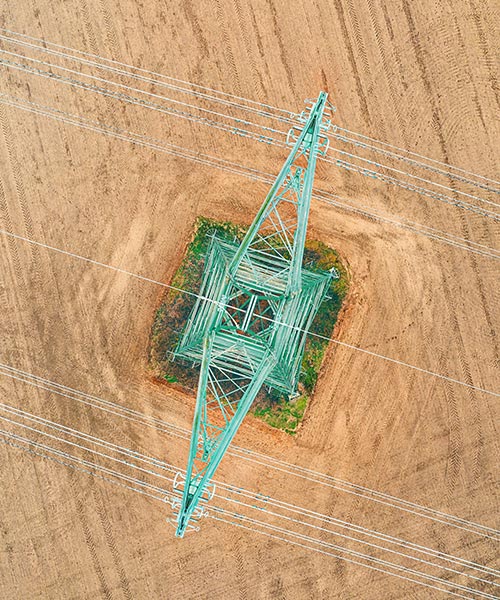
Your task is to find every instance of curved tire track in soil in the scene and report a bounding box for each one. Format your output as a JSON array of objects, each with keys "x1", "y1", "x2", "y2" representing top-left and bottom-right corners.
[{"x1": 402, "y1": 2, "x2": 497, "y2": 442}]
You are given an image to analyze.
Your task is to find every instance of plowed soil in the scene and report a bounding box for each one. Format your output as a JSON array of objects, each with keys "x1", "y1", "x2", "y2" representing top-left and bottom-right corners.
[{"x1": 0, "y1": 1, "x2": 498, "y2": 599}]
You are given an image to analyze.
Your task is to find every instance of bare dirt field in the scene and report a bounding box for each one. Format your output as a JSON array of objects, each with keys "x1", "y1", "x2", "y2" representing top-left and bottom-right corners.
[{"x1": 0, "y1": 1, "x2": 498, "y2": 598}]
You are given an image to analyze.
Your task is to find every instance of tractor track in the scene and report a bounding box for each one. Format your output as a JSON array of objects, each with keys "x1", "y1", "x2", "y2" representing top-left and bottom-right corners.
[
  {"x1": 401, "y1": 2, "x2": 498, "y2": 449},
  {"x1": 181, "y1": 0, "x2": 210, "y2": 61},
  {"x1": 233, "y1": 0, "x2": 266, "y2": 107},
  {"x1": 332, "y1": 0, "x2": 372, "y2": 127},
  {"x1": 73, "y1": 483, "x2": 114, "y2": 600},
  {"x1": 214, "y1": 0, "x2": 242, "y2": 98},
  {"x1": 365, "y1": 0, "x2": 408, "y2": 145},
  {"x1": 438, "y1": 254, "x2": 480, "y2": 499},
  {"x1": 93, "y1": 487, "x2": 134, "y2": 600},
  {"x1": 263, "y1": 0, "x2": 298, "y2": 102},
  {"x1": 0, "y1": 5, "x2": 498, "y2": 599},
  {"x1": 98, "y1": 0, "x2": 121, "y2": 63},
  {"x1": 469, "y1": 0, "x2": 500, "y2": 108}
]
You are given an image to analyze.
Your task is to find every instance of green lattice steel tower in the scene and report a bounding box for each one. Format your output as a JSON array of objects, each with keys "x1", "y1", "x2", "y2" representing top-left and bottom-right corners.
[{"x1": 171, "y1": 92, "x2": 336, "y2": 537}]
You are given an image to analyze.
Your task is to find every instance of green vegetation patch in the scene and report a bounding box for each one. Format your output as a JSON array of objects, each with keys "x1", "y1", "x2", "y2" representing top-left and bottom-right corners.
[{"x1": 149, "y1": 217, "x2": 349, "y2": 435}]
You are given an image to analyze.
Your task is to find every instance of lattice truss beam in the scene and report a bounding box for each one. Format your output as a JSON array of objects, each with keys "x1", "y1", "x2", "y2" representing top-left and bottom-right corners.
[{"x1": 171, "y1": 92, "x2": 337, "y2": 537}]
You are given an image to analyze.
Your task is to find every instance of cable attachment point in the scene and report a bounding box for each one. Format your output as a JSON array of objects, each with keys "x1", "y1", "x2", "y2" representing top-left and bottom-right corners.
[{"x1": 166, "y1": 472, "x2": 215, "y2": 534}]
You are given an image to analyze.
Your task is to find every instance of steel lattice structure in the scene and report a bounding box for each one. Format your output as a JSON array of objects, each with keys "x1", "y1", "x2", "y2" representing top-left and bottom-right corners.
[{"x1": 171, "y1": 92, "x2": 337, "y2": 537}]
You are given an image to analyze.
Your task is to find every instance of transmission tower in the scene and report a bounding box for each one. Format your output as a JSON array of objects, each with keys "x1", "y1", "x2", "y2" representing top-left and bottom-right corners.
[{"x1": 171, "y1": 92, "x2": 336, "y2": 537}]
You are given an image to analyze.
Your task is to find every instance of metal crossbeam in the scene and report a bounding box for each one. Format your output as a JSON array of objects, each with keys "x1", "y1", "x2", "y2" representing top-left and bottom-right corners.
[{"x1": 171, "y1": 92, "x2": 337, "y2": 537}]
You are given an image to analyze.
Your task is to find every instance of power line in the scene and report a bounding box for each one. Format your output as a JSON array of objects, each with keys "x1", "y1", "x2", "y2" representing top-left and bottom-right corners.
[
  {"x1": 1, "y1": 410, "x2": 496, "y2": 597},
  {"x1": 208, "y1": 512, "x2": 485, "y2": 600},
  {"x1": 331, "y1": 129, "x2": 500, "y2": 195},
  {"x1": 334, "y1": 128, "x2": 500, "y2": 189},
  {"x1": 208, "y1": 507, "x2": 497, "y2": 599},
  {"x1": 2, "y1": 40, "x2": 496, "y2": 213},
  {"x1": 1, "y1": 362, "x2": 498, "y2": 542},
  {"x1": 0, "y1": 432, "x2": 479, "y2": 599},
  {"x1": 322, "y1": 146, "x2": 500, "y2": 209},
  {"x1": 0, "y1": 435, "x2": 167, "y2": 502},
  {"x1": 1, "y1": 50, "x2": 498, "y2": 222},
  {"x1": 0, "y1": 48, "x2": 287, "y2": 139},
  {"x1": 0, "y1": 23, "x2": 496, "y2": 524},
  {"x1": 1, "y1": 226, "x2": 497, "y2": 398},
  {"x1": 3, "y1": 400, "x2": 498, "y2": 581},
  {"x1": 8, "y1": 427, "x2": 491, "y2": 599},
  {"x1": 0, "y1": 427, "x2": 170, "y2": 496},
  {"x1": 0, "y1": 26, "x2": 497, "y2": 593},
  {"x1": 1, "y1": 26, "x2": 498, "y2": 194},
  {"x1": 1, "y1": 92, "x2": 498, "y2": 262},
  {"x1": 0, "y1": 28, "x2": 296, "y2": 120}
]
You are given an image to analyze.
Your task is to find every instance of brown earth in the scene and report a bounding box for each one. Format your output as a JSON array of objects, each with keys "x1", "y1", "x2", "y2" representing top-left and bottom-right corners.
[{"x1": 0, "y1": 1, "x2": 498, "y2": 599}]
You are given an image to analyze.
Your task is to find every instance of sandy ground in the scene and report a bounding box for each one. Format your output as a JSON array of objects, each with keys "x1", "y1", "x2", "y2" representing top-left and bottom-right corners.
[{"x1": 0, "y1": 1, "x2": 498, "y2": 598}]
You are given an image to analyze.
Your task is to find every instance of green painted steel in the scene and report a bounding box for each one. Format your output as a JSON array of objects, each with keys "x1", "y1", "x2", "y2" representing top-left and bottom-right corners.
[{"x1": 171, "y1": 92, "x2": 337, "y2": 537}]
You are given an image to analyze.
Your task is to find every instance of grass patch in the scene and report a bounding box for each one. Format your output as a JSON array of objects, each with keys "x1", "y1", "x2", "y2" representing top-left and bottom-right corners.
[{"x1": 149, "y1": 217, "x2": 349, "y2": 435}]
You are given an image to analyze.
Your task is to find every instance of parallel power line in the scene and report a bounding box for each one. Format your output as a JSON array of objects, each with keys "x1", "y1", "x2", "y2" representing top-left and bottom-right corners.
[
  {"x1": 0, "y1": 47, "x2": 498, "y2": 222},
  {"x1": 0, "y1": 26, "x2": 498, "y2": 595},
  {"x1": 0, "y1": 405, "x2": 497, "y2": 598},
  {"x1": 0, "y1": 27, "x2": 498, "y2": 193},
  {"x1": 1, "y1": 362, "x2": 498, "y2": 542},
  {"x1": 0, "y1": 93, "x2": 498, "y2": 262}
]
